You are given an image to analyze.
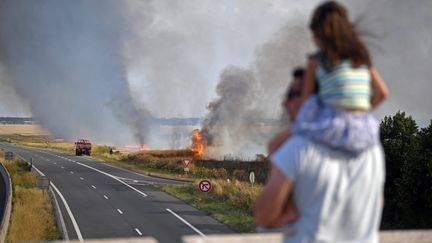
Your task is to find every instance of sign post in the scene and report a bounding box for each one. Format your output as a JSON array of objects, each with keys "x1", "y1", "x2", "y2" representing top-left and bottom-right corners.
[
  {"x1": 249, "y1": 171, "x2": 255, "y2": 184},
  {"x1": 198, "y1": 180, "x2": 212, "y2": 193},
  {"x1": 183, "y1": 159, "x2": 192, "y2": 174},
  {"x1": 4, "y1": 151, "x2": 13, "y2": 161}
]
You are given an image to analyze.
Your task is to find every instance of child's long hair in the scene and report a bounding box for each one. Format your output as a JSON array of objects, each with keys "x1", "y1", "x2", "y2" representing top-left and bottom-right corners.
[{"x1": 309, "y1": 1, "x2": 371, "y2": 67}]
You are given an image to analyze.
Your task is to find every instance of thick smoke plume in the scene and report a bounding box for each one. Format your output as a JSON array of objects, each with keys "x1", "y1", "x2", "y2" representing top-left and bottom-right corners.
[
  {"x1": 0, "y1": 1, "x2": 430, "y2": 154},
  {"x1": 202, "y1": 17, "x2": 312, "y2": 157},
  {"x1": 0, "y1": 1, "x2": 154, "y2": 145},
  {"x1": 203, "y1": 0, "x2": 432, "y2": 156}
]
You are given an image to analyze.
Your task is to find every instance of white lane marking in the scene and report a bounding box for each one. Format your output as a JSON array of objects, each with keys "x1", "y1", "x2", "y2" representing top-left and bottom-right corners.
[
  {"x1": 50, "y1": 182, "x2": 84, "y2": 242},
  {"x1": 134, "y1": 228, "x2": 143, "y2": 236},
  {"x1": 91, "y1": 185, "x2": 96, "y2": 189},
  {"x1": 81, "y1": 157, "x2": 94, "y2": 162},
  {"x1": 74, "y1": 161, "x2": 148, "y2": 197},
  {"x1": 166, "y1": 208, "x2": 207, "y2": 238},
  {"x1": 103, "y1": 195, "x2": 108, "y2": 200},
  {"x1": 61, "y1": 166, "x2": 65, "y2": 169},
  {"x1": 39, "y1": 150, "x2": 148, "y2": 197},
  {"x1": 54, "y1": 162, "x2": 57, "y2": 164},
  {"x1": 117, "y1": 209, "x2": 123, "y2": 215},
  {"x1": 80, "y1": 177, "x2": 84, "y2": 180},
  {"x1": 46, "y1": 159, "x2": 50, "y2": 161},
  {"x1": 70, "y1": 171, "x2": 74, "y2": 174}
]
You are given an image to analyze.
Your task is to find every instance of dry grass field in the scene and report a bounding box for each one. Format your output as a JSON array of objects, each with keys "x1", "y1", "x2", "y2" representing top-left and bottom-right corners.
[
  {"x1": 0, "y1": 124, "x2": 50, "y2": 136},
  {"x1": 0, "y1": 151, "x2": 60, "y2": 241}
]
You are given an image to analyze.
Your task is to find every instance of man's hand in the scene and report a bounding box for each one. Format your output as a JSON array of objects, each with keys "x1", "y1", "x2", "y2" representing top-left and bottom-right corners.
[{"x1": 254, "y1": 164, "x2": 295, "y2": 228}]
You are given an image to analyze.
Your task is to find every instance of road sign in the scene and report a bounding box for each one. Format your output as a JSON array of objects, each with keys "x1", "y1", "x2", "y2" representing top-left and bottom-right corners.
[
  {"x1": 183, "y1": 159, "x2": 192, "y2": 168},
  {"x1": 4, "y1": 151, "x2": 13, "y2": 161},
  {"x1": 249, "y1": 171, "x2": 255, "y2": 184},
  {"x1": 198, "y1": 180, "x2": 212, "y2": 193}
]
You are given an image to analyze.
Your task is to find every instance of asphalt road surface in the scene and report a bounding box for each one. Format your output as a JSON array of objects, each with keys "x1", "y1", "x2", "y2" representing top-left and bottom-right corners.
[{"x1": 0, "y1": 142, "x2": 233, "y2": 243}]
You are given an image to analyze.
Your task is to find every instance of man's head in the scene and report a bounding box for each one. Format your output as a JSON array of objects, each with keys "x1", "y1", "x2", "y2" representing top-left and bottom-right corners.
[{"x1": 283, "y1": 67, "x2": 305, "y2": 122}]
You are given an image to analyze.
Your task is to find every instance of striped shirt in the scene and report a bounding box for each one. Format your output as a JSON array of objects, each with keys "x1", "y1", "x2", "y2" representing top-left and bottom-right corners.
[{"x1": 317, "y1": 61, "x2": 371, "y2": 110}]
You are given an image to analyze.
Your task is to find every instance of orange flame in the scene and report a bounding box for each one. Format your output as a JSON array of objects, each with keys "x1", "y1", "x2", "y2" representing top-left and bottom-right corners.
[{"x1": 191, "y1": 129, "x2": 206, "y2": 157}]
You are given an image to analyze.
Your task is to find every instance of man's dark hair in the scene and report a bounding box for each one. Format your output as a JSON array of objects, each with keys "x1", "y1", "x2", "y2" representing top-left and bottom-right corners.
[
  {"x1": 285, "y1": 67, "x2": 306, "y2": 101},
  {"x1": 292, "y1": 67, "x2": 305, "y2": 79}
]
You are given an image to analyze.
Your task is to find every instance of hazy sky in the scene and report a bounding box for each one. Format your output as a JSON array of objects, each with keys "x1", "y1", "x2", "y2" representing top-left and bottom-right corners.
[{"x1": 0, "y1": 0, "x2": 430, "y2": 147}]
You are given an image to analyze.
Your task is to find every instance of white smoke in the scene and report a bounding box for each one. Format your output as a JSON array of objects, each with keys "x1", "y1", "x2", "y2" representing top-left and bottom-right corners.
[{"x1": 0, "y1": 0, "x2": 154, "y2": 145}]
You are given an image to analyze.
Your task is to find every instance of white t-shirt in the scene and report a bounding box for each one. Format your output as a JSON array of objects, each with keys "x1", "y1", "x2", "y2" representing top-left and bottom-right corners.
[{"x1": 271, "y1": 136, "x2": 385, "y2": 243}]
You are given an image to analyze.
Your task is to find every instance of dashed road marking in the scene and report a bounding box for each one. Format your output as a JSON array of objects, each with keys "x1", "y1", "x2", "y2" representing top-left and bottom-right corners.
[
  {"x1": 91, "y1": 185, "x2": 96, "y2": 189},
  {"x1": 103, "y1": 195, "x2": 108, "y2": 200},
  {"x1": 70, "y1": 171, "x2": 74, "y2": 174},
  {"x1": 117, "y1": 209, "x2": 123, "y2": 215},
  {"x1": 80, "y1": 177, "x2": 84, "y2": 180},
  {"x1": 134, "y1": 228, "x2": 143, "y2": 236}
]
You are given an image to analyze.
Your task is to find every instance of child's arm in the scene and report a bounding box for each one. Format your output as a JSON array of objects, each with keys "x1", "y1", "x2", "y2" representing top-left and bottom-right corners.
[
  {"x1": 300, "y1": 58, "x2": 319, "y2": 104},
  {"x1": 268, "y1": 128, "x2": 292, "y2": 156},
  {"x1": 370, "y1": 67, "x2": 389, "y2": 109}
]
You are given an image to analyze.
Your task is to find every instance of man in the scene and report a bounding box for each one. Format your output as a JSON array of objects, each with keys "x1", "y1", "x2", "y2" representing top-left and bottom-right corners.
[
  {"x1": 255, "y1": 68, "x2": 385, "y2": 243},
  {"x1": 268, "y1": 68, "x2": 305, "y2": 155}
]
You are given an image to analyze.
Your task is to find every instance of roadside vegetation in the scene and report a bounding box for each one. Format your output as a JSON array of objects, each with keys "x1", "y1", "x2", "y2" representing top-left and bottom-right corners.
[
  {"x1": 1, "y1": 112, "x2": 431, "y2": 230},
  {"x1": 0, "y1": 151, "x2": 60, "y2": 242},
  {"x1": 157, "y1": 179, "x2": 262, "y2": 232}
]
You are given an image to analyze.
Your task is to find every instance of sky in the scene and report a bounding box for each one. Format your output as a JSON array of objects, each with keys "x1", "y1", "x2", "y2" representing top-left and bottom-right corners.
[{"x1": 0, "y1": 0, "x2": 430, "y2": 148}]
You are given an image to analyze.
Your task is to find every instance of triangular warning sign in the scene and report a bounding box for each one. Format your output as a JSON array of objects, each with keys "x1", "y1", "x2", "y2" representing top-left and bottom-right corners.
[{"x1": 183, "y1": 159, "x2": 192, "y2": 167}]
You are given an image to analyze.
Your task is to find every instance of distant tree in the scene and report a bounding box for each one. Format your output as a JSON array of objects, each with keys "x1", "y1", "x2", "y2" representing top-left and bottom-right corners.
[{"x1": 380, "y1": 112, "x2": 432, "y2": 229}]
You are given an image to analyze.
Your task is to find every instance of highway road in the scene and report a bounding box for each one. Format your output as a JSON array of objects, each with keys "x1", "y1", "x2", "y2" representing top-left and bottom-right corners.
[{"x1": 0, "y1": 142, "x2": 233, "y2": 242}]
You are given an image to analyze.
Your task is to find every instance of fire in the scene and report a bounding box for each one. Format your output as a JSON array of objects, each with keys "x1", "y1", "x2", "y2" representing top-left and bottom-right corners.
[
  {"x1": 124, "y1": 144, "x2": 150, "y2": 151},
  {"x1": 191, "y1": 129, "x2": 206, "y2": 157}
]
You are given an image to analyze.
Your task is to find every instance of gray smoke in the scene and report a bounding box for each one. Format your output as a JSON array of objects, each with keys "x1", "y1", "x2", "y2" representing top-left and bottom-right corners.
[
  {"x1": 203, "y1": 16, "x2": 312, "y2": 157},
  {"x1": 0, "y1": 1, "x2": 429, "y2": 153},
  {"x1": 0, "y1": 0, "x2": 154, "y2": 145},
  {"x1": 203, "y1": 0, "x2": 432, "y2": 156}
]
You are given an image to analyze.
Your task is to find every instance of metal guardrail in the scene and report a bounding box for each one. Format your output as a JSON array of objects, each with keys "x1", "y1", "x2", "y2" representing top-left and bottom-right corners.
[
  {"x1": 13, "y1": 154, "x2": 68, "y2": 240},
  {"x1": 0, "y1": 163, "x2": 12, "y2": 243}
]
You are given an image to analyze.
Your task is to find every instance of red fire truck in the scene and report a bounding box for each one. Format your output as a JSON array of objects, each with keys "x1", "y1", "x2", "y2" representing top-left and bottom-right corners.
[{"x1": 75, "y1": 139, "x2": 91, "y2": 156}]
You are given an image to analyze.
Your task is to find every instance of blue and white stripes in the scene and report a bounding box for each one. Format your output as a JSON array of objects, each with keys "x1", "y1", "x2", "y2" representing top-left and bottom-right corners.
[{"x1": 317, "y1": 61, "x2": 371, "y2": 110}]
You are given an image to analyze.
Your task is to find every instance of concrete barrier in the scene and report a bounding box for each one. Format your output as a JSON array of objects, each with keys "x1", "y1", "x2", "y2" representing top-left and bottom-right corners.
[
  {"x1": 51, "y1": 238, "x2": 158, "y2": 243},
  {"x1": 44, "y1": 230, "x2": 432, "y2": 242},
  {"x1": 182, "y1": 231, "x2": 432, "y2": 243},
  {"x1": 0, "y1": 163, "x2": 12, "y2": 243}
]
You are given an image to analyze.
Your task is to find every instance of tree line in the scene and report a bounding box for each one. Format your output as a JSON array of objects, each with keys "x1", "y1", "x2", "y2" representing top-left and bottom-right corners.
[{"x1": 380, "y1": 111, "x2": 432, "y2": 229}]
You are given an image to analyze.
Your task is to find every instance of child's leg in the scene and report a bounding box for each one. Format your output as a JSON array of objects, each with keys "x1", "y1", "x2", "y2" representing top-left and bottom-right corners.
[{"x1": 280, "y1": 196, "x2": 299, "y2": 223}]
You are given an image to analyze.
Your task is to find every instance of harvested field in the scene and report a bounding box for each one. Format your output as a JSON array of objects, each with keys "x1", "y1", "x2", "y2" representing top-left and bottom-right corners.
[{"x1": 0, "y1": 124, "x2": 50, "y2": 136}]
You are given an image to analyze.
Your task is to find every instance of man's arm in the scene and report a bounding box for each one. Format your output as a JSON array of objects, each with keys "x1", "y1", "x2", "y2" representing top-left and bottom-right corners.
[{"x1": 254, "y1": 164, "x2": 293, "y2": 228}]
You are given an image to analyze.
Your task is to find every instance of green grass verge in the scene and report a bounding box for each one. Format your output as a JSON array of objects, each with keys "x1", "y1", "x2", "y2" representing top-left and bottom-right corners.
[{"x1": 157, "y1": 179, "x2": 262, "y2": 233}]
